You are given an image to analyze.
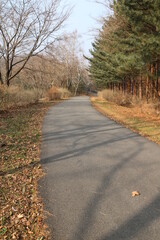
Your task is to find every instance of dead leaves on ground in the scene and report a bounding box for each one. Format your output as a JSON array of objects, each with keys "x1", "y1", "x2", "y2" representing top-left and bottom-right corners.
[{"x1": 0, "y1": 103, "x2": 52, "y2": 239}]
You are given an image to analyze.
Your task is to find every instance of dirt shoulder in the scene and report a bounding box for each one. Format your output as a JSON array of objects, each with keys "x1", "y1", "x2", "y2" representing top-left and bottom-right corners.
[
  {"x1": 91, "y1": 97, "x2": 160, "y2": 145},
  {"x1": 0, "y1": 102, "x2": 59, "y2": 239}
]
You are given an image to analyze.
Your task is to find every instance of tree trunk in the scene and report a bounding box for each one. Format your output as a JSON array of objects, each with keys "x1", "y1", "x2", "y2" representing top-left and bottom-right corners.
[
  {"x1": 146, "y1": 72, "x2": 149, "y2": 103},
  {"x1": 151, "y1": 64, "x2": 155, "y2": 99},
  {"x1": 74, "y1": 84, "x2": 79, "y2": 96},
  {"x1": 5, "y1": 42, "x2": 10, "y2": 86},
  {"x1": 156, "y1": 61, "x2": 159, "y2": 97},
  {"x1": 118, "y1": 83, "x2": 121, "y2": 91},
  {"x1": 129, "y1": 78, "x2": 132, "y2": 94},
  {"x1": 131, "y1": 78, "x2": 134, "y2": 96},
  {"x1": 135, "y1": 78, "x2": 138, "y2": 96},
  {"x1": 139, "y1": 76, "x2": 142, "y2": 100},
  {"x1": 0, "y1": 71, "x2": 3, "y2": 85},
  {"x1": 123, "y1": 79, "x2": 126, "y2": 94},
  {"x1": 113, "y1": 83, "x2": 115, "y2": 92}
]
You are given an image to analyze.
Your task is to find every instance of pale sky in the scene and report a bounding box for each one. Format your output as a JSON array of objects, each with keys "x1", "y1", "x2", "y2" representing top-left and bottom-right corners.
[{"x1": 66, "y1": 0, "x2": 107, "y2": 56}]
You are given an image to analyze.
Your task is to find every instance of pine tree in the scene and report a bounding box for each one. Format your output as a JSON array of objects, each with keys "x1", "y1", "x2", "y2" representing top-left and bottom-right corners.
[{"x1": 87, "y1": 0, "x2": 160, "y2": 100}]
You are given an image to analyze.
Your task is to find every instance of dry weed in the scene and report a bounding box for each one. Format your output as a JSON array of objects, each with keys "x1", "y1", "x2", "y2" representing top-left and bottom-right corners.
[
  {"x1": 0, "y1": 86, "x2": 42, "y2": 109},
  {"x1": 47, "y1": 86, "x2": 71, "y2": 100},
  {"x1": 98, "y1": 89, "x2": 133, "y2": 106}
]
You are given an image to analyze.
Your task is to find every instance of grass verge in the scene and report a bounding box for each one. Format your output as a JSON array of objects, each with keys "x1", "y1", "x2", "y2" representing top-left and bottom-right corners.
[
  {"x1": 91, "y1": 97, "x2": 160, "y2": 145},
  {"x1": 0, "y1": 102, "x2": 58, "y2": 239}
]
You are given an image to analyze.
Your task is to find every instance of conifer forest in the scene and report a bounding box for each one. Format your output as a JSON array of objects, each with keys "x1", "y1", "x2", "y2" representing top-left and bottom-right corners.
[{"x1": 88, "y1": 0, "x2": 160, "y2": 102}]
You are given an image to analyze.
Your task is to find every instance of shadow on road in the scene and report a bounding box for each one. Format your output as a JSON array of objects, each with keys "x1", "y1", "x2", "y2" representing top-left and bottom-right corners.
[
  {"x1": 71, "y1": 142, "x2": 144, "y2": 240},
  {"x1": 40, "y1": 97, "x2": 160, "y2": 240},
  {"x1": 41, "y1": 132, "x2": 137, "y2": 165},
  {"x1": 98, "y1": 193, "x2": 160, "y2": 240}
]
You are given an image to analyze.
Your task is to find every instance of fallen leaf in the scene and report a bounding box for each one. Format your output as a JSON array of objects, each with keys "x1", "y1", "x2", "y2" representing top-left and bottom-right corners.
[
  {"x1": 17, "y1": 214, "x2": 24, "y2": 219},
  {"x1": 132, "y1": 191, "x2": 140, "y2": 197},
  {"x1": 12, "y1": 207, "x2": 17, "y2": 212}
]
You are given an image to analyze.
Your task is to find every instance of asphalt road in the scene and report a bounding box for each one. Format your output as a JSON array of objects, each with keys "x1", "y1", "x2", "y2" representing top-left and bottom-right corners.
[{"x1": 39, "y1": 96, "x2": 160, "y2": 240}]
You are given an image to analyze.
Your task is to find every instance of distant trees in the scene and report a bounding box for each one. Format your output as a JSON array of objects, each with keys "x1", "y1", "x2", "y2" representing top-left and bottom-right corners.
[
  {"x1": 87, "y1": 0, "x2": 160, "y2": 101},
  {"x1": 16, "y1": 32, "x2": 90, "y2": 95},
  {"x1": 0, "y1": 0, "x2": 70, "y2": 86},
  {"x1": 46, "y1": 32, "x2": 90, "y2": 95},
  {"x1": 0, "y1": 0, "x2": 89, "y2": 95}
]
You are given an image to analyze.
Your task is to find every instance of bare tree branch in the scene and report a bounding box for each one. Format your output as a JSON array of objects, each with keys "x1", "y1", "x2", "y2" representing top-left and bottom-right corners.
[{"x1": 0, "y1": 0, "x2": 71, "y2": 86}]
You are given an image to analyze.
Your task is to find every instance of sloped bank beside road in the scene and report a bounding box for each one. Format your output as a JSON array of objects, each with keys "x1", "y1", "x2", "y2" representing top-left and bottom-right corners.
[{"x1": 91, "y1": 97, "x2": 160, "y2": 145}]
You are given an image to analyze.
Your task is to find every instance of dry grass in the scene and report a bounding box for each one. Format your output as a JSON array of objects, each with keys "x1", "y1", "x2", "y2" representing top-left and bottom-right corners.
[
  {"x1": 58, "y1": 88, "x2": 71, "y2": 99},
  {"x1": 0, "y1": 85, "x2": 71, "y2": 110},
  {"x1": 98, "y1": 89, "x2": 160, "y2": 115},
  {"x1": 47, "y1": 86, "x2": 71, "y2": 101},
  {"x1": 91, "y1": 96, "x2": 160, "y2": 145},
  {"x1": 98, "y1": 89, "x2": 139, "y2": 106},
  {"x1": 48, "y1": 86, "x2": 61, "y2": 101},
  {"x1": 0, "y1": 86, "x2": 44, "y2": 110}
]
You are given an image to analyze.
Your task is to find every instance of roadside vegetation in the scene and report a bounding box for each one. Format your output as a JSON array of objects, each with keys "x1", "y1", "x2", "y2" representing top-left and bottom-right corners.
[
  {"x1": 0, "y1": 83, "x2": 71, "y2": 239},
  {"x1": 0, "y1": 103, "x2": 53, "y2": 239},
  {"x1": 0, "y1": 0, "x2": 90, "y2": 239},
  {"x1": 87, "y1": 1, "x2": 160, "y2": 102},
  {"x1": 88, "y1": 1, "x2": 160, "y2": 145},
  {"x1": 91, "y1": 90, "x2": 160, "y2": 145}
]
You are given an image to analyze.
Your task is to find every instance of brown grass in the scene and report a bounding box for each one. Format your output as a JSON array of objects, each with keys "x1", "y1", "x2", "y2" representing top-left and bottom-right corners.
[
  {"x1": 98, "y1": 89, "x2": 160, "y2": 115},
  {"x1": 0, "y1": 86, "x2": 45, "y2": 110},
  {"x1": 0, "y1": 85, "x2": 71, "y2": 110},
  {"x1": 47, "y1": 86, "x2": 61, "y2": 100},
  {"x1": 91, "y1": 96, "x2": 160, "y2": 145},
  {"x1": 98, "y1": 89, "x2": 139, "y2": 106},
  {"x1": 58, "y1": 88, "x2": 71, "y2": 99},
  {"x1": 47, "y1": 86, "x2": 71, "y2": 101}
]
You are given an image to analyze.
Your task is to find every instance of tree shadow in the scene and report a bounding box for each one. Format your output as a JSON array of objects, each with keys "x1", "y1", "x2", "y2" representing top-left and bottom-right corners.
[
  {"x1": 72, "y1": 144, "x2": 143, "y2": 240},
  {"x1": 0, "y1": 161, "x2": 39, "y2": 176},
  {"x1": 41, "y1": 133, "x2": 137, "y2": 165},
  {"x1": 99, "y1": 193, "x2": 160, "y2": 240},
  {"x1": 42, "y1": 125, "x2": 124, "y2": 142},
  {"x1": 40, "y1": 96, "x2": 160, "y2": 239}
]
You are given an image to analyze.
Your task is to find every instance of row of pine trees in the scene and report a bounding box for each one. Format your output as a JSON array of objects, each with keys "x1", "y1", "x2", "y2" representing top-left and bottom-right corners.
[{"x1": 87, "y1": 0, "x2": 160, "y2": 102}]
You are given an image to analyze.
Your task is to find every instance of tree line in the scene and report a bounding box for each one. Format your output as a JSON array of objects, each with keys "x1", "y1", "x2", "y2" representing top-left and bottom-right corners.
[
  {"x1": 87, "y1": 0, "x2": 160, "y2": 102},
  {"x1": 0, "y1": 0, "x2": 89, "y2": 95}
]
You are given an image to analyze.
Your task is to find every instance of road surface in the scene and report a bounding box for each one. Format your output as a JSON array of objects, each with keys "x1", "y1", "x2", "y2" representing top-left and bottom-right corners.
[{"x1": 39, "y1": 96, "x2": 160, "y2": 240}]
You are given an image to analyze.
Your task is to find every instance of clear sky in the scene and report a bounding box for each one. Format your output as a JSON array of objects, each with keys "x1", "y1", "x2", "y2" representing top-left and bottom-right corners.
[{"x1": 66, "y1": 0, "x2": 107, "y2": 56}]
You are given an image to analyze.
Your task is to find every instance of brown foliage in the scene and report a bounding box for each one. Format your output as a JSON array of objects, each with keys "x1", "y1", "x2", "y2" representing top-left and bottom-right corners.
[
  {"x1": 48, "y1": 86, "x2": 71, "y2": 100},
  {"x1": 98, "y1": 89, "x2": 133, "y2": 106},
  {"x1": 0, "y1": 103, "x2": 54, "y2": 239}
]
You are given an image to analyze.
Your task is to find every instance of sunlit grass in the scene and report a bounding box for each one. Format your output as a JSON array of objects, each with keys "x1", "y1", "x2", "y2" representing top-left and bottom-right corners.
[{"x1": 91, "y1": 97, "x2": 160, "y2": 145}]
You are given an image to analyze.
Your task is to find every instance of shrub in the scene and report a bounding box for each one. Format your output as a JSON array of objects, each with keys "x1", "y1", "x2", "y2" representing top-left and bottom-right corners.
[
  {"x1": 47, "y1": 87, "x2": 71, "y2": 100},
  {"x1": 58, "y1": 88, "x2": 71, "y2": 99},
  {"x1": 47, "y1": 86, "x2": 61, "y2": 100},
  {"x1": 150, "y1": 101, "x2": 160, "y2": 115},
  {"x1": 98, "y1": 89, "x2": 133, "y2": 106},
  {"x1": 0, "y1": 85, "x2": 40, "y2": 109}
]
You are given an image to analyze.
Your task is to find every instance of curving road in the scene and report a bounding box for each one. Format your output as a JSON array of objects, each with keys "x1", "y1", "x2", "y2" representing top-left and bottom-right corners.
[{"x1": 39, "y1": 96, "x2": 160, "y2": 240}]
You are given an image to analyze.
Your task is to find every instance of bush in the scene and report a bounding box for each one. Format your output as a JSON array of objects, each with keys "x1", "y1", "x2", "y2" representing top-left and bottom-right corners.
[
  {"x1": 58, "y1": 88, "x2": 71, "y2": 99},
  {"x1": 98, "y1": 89, "x2": 133, "y2": 106},
  {"x1": 47, "y1": 86, "x2": 61, "y2": 100},
  {"x1": 149, "y1": 101, "x2": 160, "y2": 115},
  {"x1": 47, "y1": 87, "x2": 71, "y2": 100},
  {"x1": 0, "y1": 85, "x2": 40, "y2": 109}
]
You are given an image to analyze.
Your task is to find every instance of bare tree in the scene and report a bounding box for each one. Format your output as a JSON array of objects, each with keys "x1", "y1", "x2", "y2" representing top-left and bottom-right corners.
[
  {"x1": 0, "y1": 0, "x2": 71, "y2": 86},
  {"x1": 14, "y1": 32, "x2": 90, "y2": 95},
  {"x1": 95, "y1": 0, "x2": 113, "y2": 8},
  {"x1": 46, "y1": 31, "x2": 89, "y2": 94}
]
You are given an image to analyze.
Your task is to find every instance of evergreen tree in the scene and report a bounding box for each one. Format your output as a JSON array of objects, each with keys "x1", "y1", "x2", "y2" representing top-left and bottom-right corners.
[{"x1": 87, "y1": 0, "x2": 160, "y2": 100}]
